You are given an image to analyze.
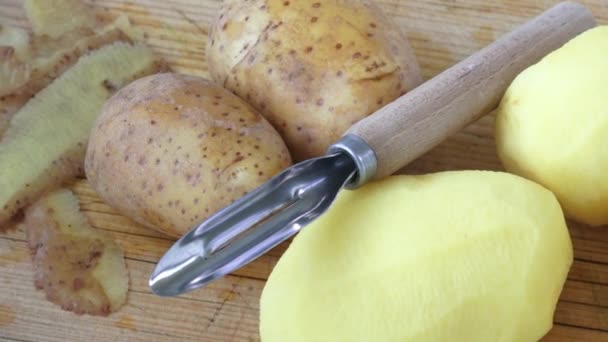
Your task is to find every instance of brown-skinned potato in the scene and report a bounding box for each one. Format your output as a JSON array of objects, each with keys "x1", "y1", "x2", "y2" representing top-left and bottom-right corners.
[
  {"x1": 207, "y1": 0, "x2": 423, "y2": 160},
  {"x1": 85, "y1": 73, "x2": 292, "y2": 238}
]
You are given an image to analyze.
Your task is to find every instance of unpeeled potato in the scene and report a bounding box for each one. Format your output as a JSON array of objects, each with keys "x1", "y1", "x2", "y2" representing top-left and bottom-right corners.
[
  {"x1": 85, "y1": 73, "x2": 292, "y2": 238},
  {"x1": 207, "y1": 0, "x2": 422, "y2": 161},
  {"x1": 261, "y1": 171, "x2": 572, "y2": 341}
]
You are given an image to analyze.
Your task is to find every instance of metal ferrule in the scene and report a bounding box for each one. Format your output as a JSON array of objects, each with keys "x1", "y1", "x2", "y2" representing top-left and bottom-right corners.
[{"x1": 327, "y1": 134, "x2": 377, "y2": 189}]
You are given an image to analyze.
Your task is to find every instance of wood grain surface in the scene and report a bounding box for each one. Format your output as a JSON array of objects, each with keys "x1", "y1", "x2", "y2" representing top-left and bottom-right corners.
[{"x1": 1, "y1": 0, "x2": 608, "y2": 341}]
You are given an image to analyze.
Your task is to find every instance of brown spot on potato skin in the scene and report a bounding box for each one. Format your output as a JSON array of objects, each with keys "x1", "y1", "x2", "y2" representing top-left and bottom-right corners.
[
  {"x1": 102, "y1": 80, "x2": 116, "y2": 92},
  {"x1": 86, "y1": 73, "x2": 292, "y2": 238},
  {"x1": 73, "y1": 278, "x2": 85, "y2": 291}
]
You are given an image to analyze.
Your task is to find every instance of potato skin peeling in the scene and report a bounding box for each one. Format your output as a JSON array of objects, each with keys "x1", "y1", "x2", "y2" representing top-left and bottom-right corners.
[
  {"x1": 24, "y1": 189, "x2": 128, "y2": 316},
  {"x1": 0, "y1": 0, "x2": 145, "y2": 138},
  {"x1": 0, "y1": 42, "x2": 166, "y2": 228},
  {"x1": 0, "y1": 28, "x2": 129, "y2": 137},
  {"x1": 207, "y1": 0, "x2": 423, "y2": 160}
]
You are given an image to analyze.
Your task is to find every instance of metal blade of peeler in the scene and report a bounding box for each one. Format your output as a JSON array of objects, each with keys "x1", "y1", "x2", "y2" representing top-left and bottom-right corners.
[{"x1": 149, "y1": 135, "x2": 375, "y2": 296}]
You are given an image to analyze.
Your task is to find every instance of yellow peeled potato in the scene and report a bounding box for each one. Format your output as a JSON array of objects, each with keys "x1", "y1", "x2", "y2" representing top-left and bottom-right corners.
[
  {"x1": 496, "y1": 26, "x2": 608, "y2": 226},
  {"x1": 85, "y1": 73, "x2": 291, "y2": 238},
  {"x1": 207, "y1": 0, "x2": 422, "y2": 161},
  {"x1": 261, "y1": 171, "x2": 572, "y2": 342}
]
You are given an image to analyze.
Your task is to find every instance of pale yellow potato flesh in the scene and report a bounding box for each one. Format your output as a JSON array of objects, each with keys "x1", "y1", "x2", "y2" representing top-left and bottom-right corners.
[
  {"x1": 0, "y1": 42, "x2": 165, "y2": 227},
  {"x1": 0, "y1": 25, "x2": 31, "y2": 98},
  {"x1": 207, "y1": 0, "x2": 422, "y2": 161},
  {"x1": 25, "y1": 189, "x2": 128, "y2": 315},
  {"x1": 0, "y1": 28, "x2": 129, "y2": 137},
  {"x1": 260, "y1": 171, "x2": 572, "y2": 342},
  {"x1": 24, "y1": 0, "x2": 96, "y2": 39},
  {"x1": 85, "y1": 73, "x2": 292, "y2": 238},
  {"x1": 496, "y1": 26, "x2": 608, "y2": 226},
  {"x1": 0, "y1": 25, "x2": 30, "y2": 58}
]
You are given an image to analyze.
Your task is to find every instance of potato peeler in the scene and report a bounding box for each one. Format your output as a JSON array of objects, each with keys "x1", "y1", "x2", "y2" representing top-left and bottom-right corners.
[{"x1": 149, "y1": 2, "x2": 595, "y2": 297}]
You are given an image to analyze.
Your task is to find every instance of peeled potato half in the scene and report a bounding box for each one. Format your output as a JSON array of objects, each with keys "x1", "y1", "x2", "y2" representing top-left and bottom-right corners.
[
  {"x1": 496, "y1": 26, "x2": 608, "y2": 226},
  {"x1": 261, "y1": 171, "x2": 572, "y2": 342}
]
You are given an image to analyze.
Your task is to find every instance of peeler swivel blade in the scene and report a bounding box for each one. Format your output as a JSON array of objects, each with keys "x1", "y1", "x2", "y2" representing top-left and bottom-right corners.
[{"x1": 149, "y1": 135, "x2": 376, "y2": 296}]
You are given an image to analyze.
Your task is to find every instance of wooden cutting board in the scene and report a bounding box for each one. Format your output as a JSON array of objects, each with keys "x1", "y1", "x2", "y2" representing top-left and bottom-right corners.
[{"x1": 1, "y1": 0, "x2": 608, "y2": 341}]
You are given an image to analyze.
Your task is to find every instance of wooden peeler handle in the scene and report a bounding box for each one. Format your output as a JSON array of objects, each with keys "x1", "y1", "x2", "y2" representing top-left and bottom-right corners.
[{"x1": 346, "y1": 1, "x2": 596, "y2": 180}]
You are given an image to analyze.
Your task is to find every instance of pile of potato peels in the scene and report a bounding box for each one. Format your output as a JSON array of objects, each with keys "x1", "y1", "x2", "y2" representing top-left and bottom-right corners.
[{"x1": 0, "y1": 0, "x2": 167, "y2": 316}]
